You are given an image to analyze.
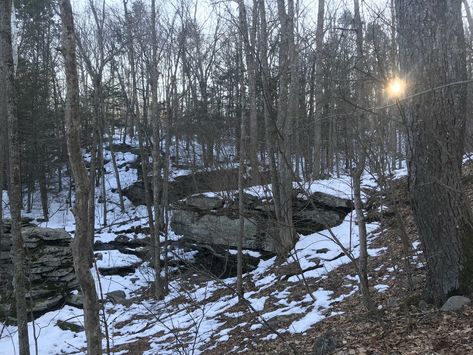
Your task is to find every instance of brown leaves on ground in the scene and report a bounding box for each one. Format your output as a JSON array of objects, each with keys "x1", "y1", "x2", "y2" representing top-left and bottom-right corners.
[{"x1": 111, "y1": 168, "x2": 473, "y2": 354}]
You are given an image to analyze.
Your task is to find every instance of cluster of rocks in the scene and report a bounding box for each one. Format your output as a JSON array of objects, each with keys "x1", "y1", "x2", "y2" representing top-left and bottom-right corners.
[
  {"x1": 170, "y1": 190, "x2": 353, "y2": 253},
  {"x1": 0, "y1": 221, "x2": 79, "y2": 319}
]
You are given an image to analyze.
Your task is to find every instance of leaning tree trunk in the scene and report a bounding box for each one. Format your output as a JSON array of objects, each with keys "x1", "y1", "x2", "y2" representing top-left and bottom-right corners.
[
  {"x1": 59, "y1": 1, "x2": 103, "y2": 353},
  {"x1": 396, "y1": 0, "x2": 473, "y2": 304},
  {"x1": 1, "y1": 1, "x2": 30, "y2": 353}
]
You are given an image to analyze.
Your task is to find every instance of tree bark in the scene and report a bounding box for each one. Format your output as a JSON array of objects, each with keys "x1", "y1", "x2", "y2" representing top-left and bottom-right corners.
[
  {"x1": 59, "y1": 1, "x2": 103, "y2": 353},
  {"x1": 1, "y1": 1, "x2": 30, "y2": 353},
  {"x1": 396, "y1": 0, "x2": 473, "y2": 304},
  {"x1": 352, "y1": 0, "x2": 374, "y2": 312},
  {"x1": 275, "y1": 0, "x2": 296, "y2": 258},
  {"x1": 236, "y1": 17, "x2": 246, "y2": 297},
  {"x1": 313, "y1": 0, "x2": 325, "y2": 177},
  {"x1": 463, "y1": 0, "x2": 473, "y2": 37},
  {"x1": 238, "y1": 0, "x2": 258, "y2": 177},
  {"x1": 150, "y1": 0, "x2": 164, "y2": 300}
]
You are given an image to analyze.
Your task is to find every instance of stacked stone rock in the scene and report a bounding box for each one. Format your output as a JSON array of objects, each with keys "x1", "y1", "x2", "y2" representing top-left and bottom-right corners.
[
  {"x1": 170, "y1": 190, "x2": 354, "y2": 253},
  {"x1": 0, "y1": 221, "x2": 79, "y2": 319}
]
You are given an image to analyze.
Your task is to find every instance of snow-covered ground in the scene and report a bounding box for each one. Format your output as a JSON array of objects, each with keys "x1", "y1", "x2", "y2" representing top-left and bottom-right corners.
[{"x1": 0, "y1": 139, "x2": 408, "y2": 354}]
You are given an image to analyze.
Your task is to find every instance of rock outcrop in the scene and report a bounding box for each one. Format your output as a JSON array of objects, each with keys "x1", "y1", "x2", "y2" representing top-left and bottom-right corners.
[
  {"x1": 123, "y1": 168, "x2": 271, "y2": 206},
  {"x1": 0, "y1": 221, "x2": 79, "y2": 319},
  {"x1": 440, "y1": 296, "x2": 471, "y2": 312},
  {"x1": 170, "y1": 191, "x2": 353, "y2": 253}
]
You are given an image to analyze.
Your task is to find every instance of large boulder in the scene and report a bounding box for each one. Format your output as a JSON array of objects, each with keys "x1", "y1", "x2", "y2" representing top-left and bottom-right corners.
[
  {"x1": 440, "y1": 296, "x2": 471, "y2": 312},
  {"x1": 170, "y1": 191, "x2": 353, "y2": 253},
  {"x1": 0, "y1": 222, "x2": 79, "y2": 319},
  {"x1": 172, "y1": 208, "x2": 275, "y2": 252},
  {"x1": 122, "y1": 182, "x2": 148, "y2": 205},
  {"x1": 123, "y1": 168, "x2": 271, "y2": 206}
]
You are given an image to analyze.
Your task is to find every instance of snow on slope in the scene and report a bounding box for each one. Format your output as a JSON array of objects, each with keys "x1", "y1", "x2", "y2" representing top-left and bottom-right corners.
[{"x1": 0, "y1": 139, "x2": 408, "y2": 354}]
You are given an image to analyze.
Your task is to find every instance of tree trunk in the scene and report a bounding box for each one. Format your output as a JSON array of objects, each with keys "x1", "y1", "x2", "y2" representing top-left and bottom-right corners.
[
  {"x1": 238, "y1": 0, "x2": 258, "y2": 177},
  {"x1": 107, "y1": 123, "x2": 125, "y2": 213},
  {"x1": 313, "y1": 0, "x2": 325, "y2": 177},
  {"x1": 396, "y1": 0, "x2": 473, "y2": 304},
  {"x1": 463, "y1": 0, "x2": 473, "y2": 37},
  {"x1": 1, "y1": 1, "x2": 30, "y2": 353},
  {"x1": 275, "y1": 0, "x2": 296, "y2": 258},
  {"x1": 352, "y1": 0, "x2": 374, "y2": 312},
  {"x1": 150, "y1": 0, "x2": 164, "y2": 300},
  {"x1": 236, "y1": 18, "x2": 246, "y2": 297},
  {"x1": 59, "y1": 1, "x2": 103, "y2": 353}
]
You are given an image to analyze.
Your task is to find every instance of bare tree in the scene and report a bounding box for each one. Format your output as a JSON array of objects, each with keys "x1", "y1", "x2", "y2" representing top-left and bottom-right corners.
[
  {"x1": 274, "y1": 0, "x2": 297, "y2": 257},
  {"x1": 150, "y1": 0, "x2": 165, "y2": 300},
  {"x1": 1, "y1": 0, "x2": 30, "y2": 353},
  {"x1": 352, "y1": 0, "x2": 374, "y2": 312},
  {"x1": 237, "y1": 3, "x2": 247, "y2": 297},
  {"x1": 238, "y1": 0, "x2": 258, "y2": 176},
  {"x1": 59, "y1": 1, "x2": 102, "y2": 352},
  {"x1": 314, "y1": 0, "x2": 327, "y2": 176}
]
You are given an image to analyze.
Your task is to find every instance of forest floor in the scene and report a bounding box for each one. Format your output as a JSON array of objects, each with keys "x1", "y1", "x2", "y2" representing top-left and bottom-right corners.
[
  {"x1": 239, "y1": 172, "x2": 473, "y2": 355},
  {"x1": 2, "y1": 143, "x2": 473, "y2": 354}
]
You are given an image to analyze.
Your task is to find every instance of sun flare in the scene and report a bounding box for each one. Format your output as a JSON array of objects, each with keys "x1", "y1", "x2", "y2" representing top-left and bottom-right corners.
[{"x1": 387, "y1": 77, "x2": 406, "y2": 98}]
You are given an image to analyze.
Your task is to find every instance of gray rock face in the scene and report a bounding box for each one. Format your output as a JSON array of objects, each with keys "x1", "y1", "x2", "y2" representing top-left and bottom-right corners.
[
  {"x1": 440, "y1": 296, "x2": 471, "y2": 312},
  {"x1": 172, "y1": 208, "x2": 275, "y2": 252},
  {"x1": 0, "y1": 222, "x2": 79, "y2": 318},
  {"x1": 185, "y1": 194, "x2": 224, "y2": 210},
  {"x1": 310, "y1": 192, "x2": 353, "y2": 210},
  {"x1": 56, "y1": 319, "x2": 85, "y2": 333},
  {"x1": 65, "y1": 293, "x2": 84, "y2": 309},
  {"x1": 123, "y1": 168, "x2": 271, "y2": 206},
  {"x1": 106, "y1": 290, "x2": 128, "y2": 305},
  {"x1": 171, "y1": 191, "x2": 353, "y2": 253}
]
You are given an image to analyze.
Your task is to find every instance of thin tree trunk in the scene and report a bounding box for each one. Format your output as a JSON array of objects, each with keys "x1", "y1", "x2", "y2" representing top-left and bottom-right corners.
[
  {"x1": 274, "y1": 0, "x2": 296, "y2": 258},
  {"x1": 150, "y1": 0, "x2": 164, "y2": 300},
  {"x1": 238, "y1": 0, "x2": 258, "y2": 177},
  {"x1": 59, "y1": 1, "x2": 103, "y2": 353},
  {"x1": 352, "y1": 0, "x2": 374, "y2": 312},
  {"x1": 313, "y1": 0, "x2": 325, "y2": 177},
  {"x1": 107, "y1": 127, "x2": 125, "y2": 213},
  {"x1": 88, "y1": 130, "x2": 97, "y2": 259},
  {"x1": 1, "y1": 1, "x2": 30, "y2": 353},
  {"x1": 236, "y1": 17, "x2": 246, "y2": 297},
  {"x1": 38, "y1": 154, "x2": 49, "y2": 221},
  {"x1": 258, "y1": 0, "x2": 279, "y2": 207}
]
